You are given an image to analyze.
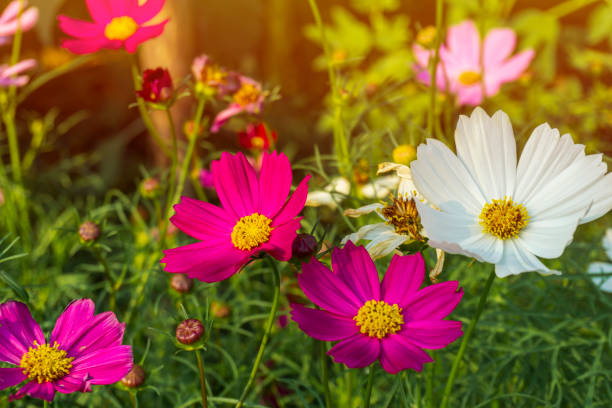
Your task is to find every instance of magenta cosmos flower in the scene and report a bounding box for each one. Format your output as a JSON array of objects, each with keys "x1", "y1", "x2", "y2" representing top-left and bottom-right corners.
[
  {"x1": 0, "y1": 0, "x2": 39, "y2": 46},
  {"x1": 291, "y1": 241, "x2": 463, "y2": 374},
  {"x1": 414, "y1": 20, "x2": 534, "y2": 106},
  {"x1": 58, "y1": 0, "x2": 168, "y2": 55},
  {"x1": 211, "y1": 76, "x2": 267, "y2": 133},
  {"x1": 0, "y1": 58, "x2": 36, "y2": 87},
  {"x1": 162, "y1": 151, "x2": 310, "y2": 282},
  {"x1": 0, "y1": 299, "x2": 132, "y2": 402}
]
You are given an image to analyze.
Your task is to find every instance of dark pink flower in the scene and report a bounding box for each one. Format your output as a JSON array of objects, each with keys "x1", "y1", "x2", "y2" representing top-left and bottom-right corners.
[
  {"x1": 136, "y1": 67, "x2": 172, "y2": 103},
  {"x1": 0, "y1": 0, "x2": 39, "y2": 46},
  {"x1": 162, "y1": 151, "x2": 310, "y2": 283},
  {"x1": 199, "y1": 168, "x2": 214, "y2": 189},
  {"x1": 414, "y1": 20, "x2": 534, "y2": 106},
  {"x1": 211, "y1": 76, "x2": 266, "y2": 133},
  {"x1": 291, "y1": 242, "x2": 463, "y2": 374},
  {"x1": 0, "y1": 58, "x2": 36, "y2": 87},
  {"x1": 239, "y1": 123, "x2": 277, "y2": 150},
  {"x1": 0, "y1": 299, "x2": 132, "y2": 402},
  {"x1": 58, "y1": 0, "x2": 168, "y2": 55}
]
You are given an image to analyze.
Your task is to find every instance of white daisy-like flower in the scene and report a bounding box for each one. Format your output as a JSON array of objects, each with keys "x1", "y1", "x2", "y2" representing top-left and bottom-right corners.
[
  {"x1": 305, "y1": 174, "x2": 399, "y2": 209},
  {"x1": 587, "y1": 229, "x2": 612, "y2": 293},
  {"x1": 411, "y1": 107, "x2": 612, "y2": 278}
]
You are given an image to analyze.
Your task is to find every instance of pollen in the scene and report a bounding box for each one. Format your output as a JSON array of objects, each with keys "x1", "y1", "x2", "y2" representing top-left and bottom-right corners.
[
  {"x1": 231, "y1": 213, "x2": 273, "y2": 251},
  {"x1": 354, "y1": 300, "x2": 404, "y2": 339},
  {"x1": 233, "y1": 83, "x2": 261, "y2": 107},
  {"x1": 458, "y1": 70, "x2": 481, "y2": 86},
  {"x1": 105, "y1": 16, "x2": 139, "y2": 41},
  {"x1": 479, "y1": 196, "x2": 529, "y2": 240},
  {"x1": 381, "y1": 196, "x2": 424, "y2": 241},
  {"x1": 20, "y1": 341, "x2": 74, "y2": 384}
]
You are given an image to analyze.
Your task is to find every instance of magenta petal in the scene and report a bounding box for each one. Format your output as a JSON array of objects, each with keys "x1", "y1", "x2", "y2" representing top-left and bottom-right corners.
[
  {"x1": 61, "y1": 36, "x2": 119, "y2": 54},
  {"x1": 298, "y1": 257, "x2": 363, "y2": 316},
  {"x1": 10, "y1": 381, "x2": 56, "y2": 402},
  {"x1": 328, "y1": 333, "x2": 380, "y2": 369},
  {"x1": 58, "y1": 16, "x2": 103, "y2": 38},
  {"x1": 273, "y1": 174, "x2": 311, "y2": 225},
  {"x1": 403, "y1": 281, "x2": 463, "y2": 320},
  {"x1": 257, "y1": 151, "x2": 292, "y2": 217},
  {"x1": 379, "y1": 334, "x2": 433, "y2": 374},
  {"x1": 69, "y1": 345, "x2": 133, "y2": 385},
  {"x1": 134, "y1": 0, "x2": 165, "y2": 24},
  {"x1": 290, "y1": 303, "x2": 359, "y2": 341},
  {"x1": 212, "y1": 152, "x2": 260, "y2": 218},
  {"x1": 0, "y1": 367, "x2": 26, "y2": 391},
  {"x1": 400, "y1": 321, "x2": 463, "y2": 349},
  {"x1": 210, "y1": 104, "x2": 244, "y2": 133},
  {"x1": 108, "y1": 0, "x2": 130, "y2": 15},
  {"x1": 381, "y1": 253, "x2": 424, "y2": 306},
  {"x1": 332, "y1": 241, "x2": 381, "y2": 303},
  {"x1": 261, "y1": 218, "x2": 301, "y2": 261},
  {"x1": 123, "y1": 20, "x2": 168, "y2": 53},
  {"x1": 170, "y1": 196, "x2": 235, "y2": 240},
  {"x1": 86, "y1": 0, "x2": 112, "y2": 23},
  {"x1": 0, "y1": 301, "x2": 44, "y2": 364}
]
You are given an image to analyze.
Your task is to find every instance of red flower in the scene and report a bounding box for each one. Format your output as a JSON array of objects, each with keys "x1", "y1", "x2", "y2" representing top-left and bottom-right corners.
[
  {"x1": 136, "y1": 67, "x2": 173, "y2": 103},
  {"x1": 239, "y1": 123, "x2": 277, "y2": 150}
]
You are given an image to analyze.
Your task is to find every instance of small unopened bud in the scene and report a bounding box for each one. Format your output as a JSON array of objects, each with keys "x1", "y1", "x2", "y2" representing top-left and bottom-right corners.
[
  {"x1": 211, "y1": 301, "x2": 230, "y2": 318},
  {"x1": 79, "y1": 221, "x2": 100, "y2": 242},
  {"x1": 121, "y1": 364, "x2": 146, "y2": 388},
  {"x1": 170, "y1": 273, "x2": 193, "y2": 294},
  {"x1": 140, "y1": 178, "x2": 160, "y2": 198},
  {"x1": 176, "y1": 318, "x2": 205, "y2": 345},
  {"x1": 392, "y1": 144, "x2": 417, "y2": 165},
  {"x1": 292, "y1": 234, "x2": 318, "y2": 259}
]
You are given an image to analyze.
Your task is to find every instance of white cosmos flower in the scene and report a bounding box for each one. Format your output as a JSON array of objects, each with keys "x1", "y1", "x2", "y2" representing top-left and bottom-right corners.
[
  {"x1": 305, "y1": 174, "x2": 399, "y2": 209},
  {"x1": 410, "y1": 107, "x2": 612, "y2": 278},
  {"x1": 587, "y1": 229, "x2": 612, "y2": 293}
]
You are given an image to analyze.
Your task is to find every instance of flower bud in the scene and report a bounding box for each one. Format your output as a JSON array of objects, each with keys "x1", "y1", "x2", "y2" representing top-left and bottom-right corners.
[
  {"x1": 140, "y1": 178, "x2": 160, "y2": 198},
  {"x1": 79, "y1": 221, "x2": 100, "y2": 242},
  {"x1": 121, "y1": 364, "x2": 146, "y2": 388},
  {"x1": 210, "y1": 301, "x2": 231, "y2": 318},
  {"x1": 170, "y1": 273, "x2": 193, "y2": 294},
  {"x1": 136, "y1": 68, "x2": 173, "y2": 103},
  {"x1": 292, "y1": 233, "x2": 318, "y2": 259},
  {"x1": 392, "y1": 144, "x2": 417, "y2": 165},
  {"x1": 176, "y1": 318, "x2": 205, "y2": 345}
]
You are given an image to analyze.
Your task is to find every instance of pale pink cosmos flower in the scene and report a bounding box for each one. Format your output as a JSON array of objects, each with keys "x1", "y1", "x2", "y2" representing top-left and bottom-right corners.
[
  {"x1": 58, "y1": 0, "x2": 168, "y2": 55},
  {"x1": 414, "y1": 20, "x2": 534, "y2": 106},
  {"x1": 0, "y1": 0, "x2": 39, "y2": 46},
  {"x1": 211, "y1": 76, "x2": 266, "y2": 133},
  {"x1": 0, "y1": 58, "x2": 36, "y2": 87}
]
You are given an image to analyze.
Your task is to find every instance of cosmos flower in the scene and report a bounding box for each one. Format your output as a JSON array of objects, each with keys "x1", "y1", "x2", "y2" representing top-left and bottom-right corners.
[
  {"x1": 291, "y1": 241, "x2": 463, "y2": 374},
  {"x1": 58, "y1": 0, "x2": 168, "y2": 55},
  {"x1": 0, "y1": 299, "x2": 132, "y2": 402},
  {"x1": 162, "y1": 151, "x2": 310, "y2": 282},
  {"x1": 136, "y1": 67, "x2": 173, "y2": 103},
  {"x1": 410, "y1": 107, "x2": 612, "y2": 277},
  {"x1": 414, "y1": 20, "x2": 534, "y2": 106},
  {"x1": 199, "y1": 167, "x2": 214, "y2": 189},
  {"x1": 238, "y1": 123, "x2": 277, "y2": 150},
  {"x1": 191, "y1": 54, "x2": 239, "y2": 96},
  {"x1": 211, "y1": 76, "x2": 266, "y2": 133},
  {"x1": 0, "y1": 0, "x2": 38, "y2": 46},
  {"x1": 0, "y1": 58, "x2": 36, "y2": 87},
  {"x1": 587, "y1": 229, "x2": 612, "y2": 293}
]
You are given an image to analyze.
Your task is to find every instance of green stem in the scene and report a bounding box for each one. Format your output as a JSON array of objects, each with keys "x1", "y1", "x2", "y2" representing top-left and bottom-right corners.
[
  {"x1": 195, "y1": 349, "x2": 209, "y2": 408},
  {"x1": 427, "y1": 0, "x2": 444, "y2": 138},
  {"x1": 548, "y1": 0, "x2": 601, "y2": 19},
  {"x1": 235, "y1": 258, "x2": 282, "y2": 408},
  {"x1": 159, "y1": 107, "x2": 179, "y2": 249},
  {"x1": 364, "y1": 366, "x2": 375, "y2": 408},
  {"x1": 43, "y1": 400, "x2": 49, "y2": 408},
  {"x1": 91, "y1": 246, "x2": 116, "y2": 312},
  {"x1": 440, "y1": 268, "x2": 496, "y2": 408},
  {"x1": 129, "y1": 392, "x2": 138, "y2": 408},
  {"x1": 320, "y1": 341, "x2": 331, "y2": 408},
  {"x1": 426, "y1": 352, "x2": 435, "y2": 408}
]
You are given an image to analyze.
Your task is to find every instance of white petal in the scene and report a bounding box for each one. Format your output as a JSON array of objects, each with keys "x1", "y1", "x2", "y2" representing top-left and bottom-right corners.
[
  {"x1": 325, "y1": 177, "x2": 351, "y2": 195},
  {"x1": 604, "y1": 229, "x2": 612, "y2": 261},
  {"x1": 587, "y1": 262, "x2": 612, "y2": 293},
  {"x1": 341, "y1": 223, "x2": 393, "y2": 245},
  {"x1": 455, "y1": 108, "x2": 517, "y2": 199},
  {"x1": 344, "y1": 203, "x2": 385, "y2": 219},
  {"x1": 365, "y1": 231, "x2": 408, "y2": 259},
  {"x1": 518, "y1": 213, "x2": 581, "y2": 258},
  {"x1": 494, "y1": 239, "x2": 558, "y2": 278},
  {"x1": 306, "y1": 191, "x2": 339, "y2": 208},
  {"x1": 362, "y1": 175, "x2": 399, "y2": 198},
  {"x1": 580, "y1": 173, "x2": 612, "y2": 224}
]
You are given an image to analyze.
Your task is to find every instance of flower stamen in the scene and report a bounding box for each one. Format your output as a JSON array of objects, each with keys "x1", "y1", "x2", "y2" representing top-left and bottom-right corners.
[
  {"x1": 233, "y1": 83, "x2": 261, "y2": 107},
  {"x1": 231, "y1": 213, "x2": 273, "y2": 251},
  {"x1": 20, "y1": 341, "x2": 74, "y2": 383},
  {"x1": 458, "y1": 70, "x2": 481, "y2": 86},
  {"x1": 479, "y1": 196, "x2": 529, "y2": 240},
  {"x1": 105, "y1": 16, "x2": 138, "y2": 41},
  {"x1": 381, "y1": 196, "x2": 424, "y2": 240},
  {"x1": 354, "y1": 300, "x2": 404, "y2": 339}
]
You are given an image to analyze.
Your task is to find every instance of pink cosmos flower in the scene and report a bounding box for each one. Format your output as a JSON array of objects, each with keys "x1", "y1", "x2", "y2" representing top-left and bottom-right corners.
[
  {"x1": 58, "y1": 0, "x2": 168, "y2": 55},
  {"x1": 162, "y1": 151, "x2": 310, "y2": 283},
  {"x1": 0, "y1": 58, "x2": 36, "y2": 87},
  {"x1": 414, "y1": 20, "x2": 534, "y2": 106},
  {"x1": 191, "y1": 54, "x2": 240, "y2": 96},
  {"x1": 211, "y1": 76, "x2": 266, "y2": 133},
  {"x1": 291, "y1": 241, "x2": 463, "y2": 374},
  {"x1": 199, "y1": 167, "x2": 214, "y2": 189},
  {"x1": 0, "y1": 299, "x2": 132, "y2": 402},
  {"x1": 0, "y1": 0, "x2": 39, "y2": 46}
]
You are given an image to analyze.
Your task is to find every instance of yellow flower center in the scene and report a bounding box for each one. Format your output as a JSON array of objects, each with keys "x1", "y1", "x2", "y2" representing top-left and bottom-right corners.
[
  {"x1": 458, "y1": 70, "x2": 481, "y2": 86},
  {"x1": 251, "y1": 136, "x2": 266, "y2": 149},
  {"x1": 20, "y1": 341, "x2": 74, "y2": 384},
  {"x1": 354, "y1": 300, "x2": 404, "y2": 339},
  {"x1": 381, "y1": 197, "x2": 424, "y2": 241},
  {"x1": 104, "y1": 16, "x2": 139, "y2": 41},
  {"x1": 202, "y1": 65, "x2": 227, "y2": 85},
  {"x1": 233, "y1": 83, "x2": 261, "y2": 107},
  {"x1": 479, "y1": 197, "x2": 529, "y2": 240},
  {"x1": 231, "y1": 213, "x2": 273, "y2": 251},
  {"x1": 392, "y1": 144, "x2": 417, "y2": 165}
]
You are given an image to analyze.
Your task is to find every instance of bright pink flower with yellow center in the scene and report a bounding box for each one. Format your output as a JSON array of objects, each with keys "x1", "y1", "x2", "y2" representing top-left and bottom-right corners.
[
  {"x1": 291, "y1": 241, "x2": 463, "y2": 374},
  {"x1": 162, "y1": 151, "x2": 310, "y2": 282},
  {"x1": 0, "y1": 299, "x2": 132, "y2": 402},
  {"x1": 58, "y1": 0, "x2": 168, "y2": 55},
  {"x1": 414, "y1": 20, "x2": 534, "y2": 106}
]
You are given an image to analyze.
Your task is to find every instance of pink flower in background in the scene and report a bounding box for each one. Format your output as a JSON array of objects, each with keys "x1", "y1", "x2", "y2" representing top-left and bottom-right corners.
[
  {"x1": 211, "y1": 76, "x2": 266, "y2": 133},
  {"x1": 199, "y1": 167, "x2": 214, "y2": 189},
  {"x1": 0, "y1": 58, "x2": 36, "y2": 87},
  {"x1": 291, "y1": 241, "x2": 463, "y2": 374},
  {"x1": 162, "y1": 151, "x2": 310, "y2": 283},
  {"x1": 414, "y1": 20, "x2": 534, "y2": 106},
  {"x1": 239, "y1": 123, "x2": 278, "y2": 150},
  {"x1": 0, "y1": 0, "x2": 39, "y2": 46},
  {"x1": 191, "y1": 54, "x2": 240, "y2": 96},
  {"x1": 58, "y1": 0, "x2": 168, "y2": 55},
  {"x1": 0, "y1": 299, "x2": 132, "y2": 402}
]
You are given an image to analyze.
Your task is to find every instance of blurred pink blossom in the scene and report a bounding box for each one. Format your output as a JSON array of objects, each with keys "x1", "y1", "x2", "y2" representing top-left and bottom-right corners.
[
  {"x1": 191, "y1": 54, "x2": 240, "y2": 96},
  {"x1": 211, "y1": 76, "x2": 266, "y2": 133},
  {"x1": 0, "y1": 58, "x2": 36, "y2": 87},
  {"x1": 0, "y1": 0, "x2": 39, "y2": 46},
  {"x1": 414, "y1": 20, "x2": 534, "y2": 106},
  {"x1": 199, "y1": 168, "x2": 214, "y2": 189}
]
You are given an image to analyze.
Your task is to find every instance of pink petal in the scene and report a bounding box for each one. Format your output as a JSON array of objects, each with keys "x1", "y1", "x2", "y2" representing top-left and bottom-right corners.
[
  {"x1": 260, "y1": 218, "x2": 301, "y2": 261},
  {"x1": 272, "y1": 174, "x2": 311, "y2": 225},
  {"x1": 328, "y1": 333, "x2": 380, "y2": 369},
  {"x1": 483, "y1": 28, "x2": 516, "y2": 68},
  {"x1": 331, "y1": 241, "x2": 380, "y2": 303},
  {"x1": 0, "y1": 1, "x2": 25, "y2": 23},
  {"x1": 379, "y1": 334, "x2": 432, "y2": 374},
  {"x1": 2, "y1": 58, "x2": 35, "y2": 76},
  {"x1": 447, "y1": 20, "x2": 480, "y2": 65},
  {"x1": 133, "y1": 0, "x2": 165, "y2": 24},
  {"x1": 108, "y1": 0, "x2": 131, "y2": 15},
  {"x1": 210, "y1": 104, "x2": 244, "y2": 133},
  {"x1": 10, "y1": 381, "x2": 55, "y2": 402},
  {"x1": 0, "y1": 8, "x2": 38, "y2": 37},
  {"x1": 86, "y1": 0, "x2": 112, "y2": 23},
  {"x1": 257, "y1": 151, "x2": 293, "y2": 218},
  {"x1": 290, "y1": 303, "x2": 359, "y2": 341},
  {"x1": 381, "y1": 253, "x2": 424, "y2": 306},
  {"x1": 0, "y1": 367, "x2": 26, "y2": 391},
  {"x1": 58, "y1": 15, "x2": 103, "y2": 38},
  {"x1": 485, "y1": 49, "x2": 534, "y2": 93},
  {"x1": 403, "y1": 281, "x2": 463, "y2": 321},
  {"x1": 298, "y1": 257, "x2": 363, "y2": 316},
  {"x1": 0, "y1": 301, "x2": 44, "y2": 364},
  {"x1": 170, "y1": 196, "x2": 235, "y2": 240},
  {"x1": 69, "y1": 345, "x2": 133, "y2": 385},
  {"x1": 400, "y1": 321, "x2": 463, "y2": 349},
  {"x1": 212, "y1": 152, "x2": 259, "y2": 219},
  {"x1": 123, "y1": 20, "x2": 168, "y2": 53},
  {"x1": 456, "y1": 84, "x2": 483, "y2": 106},
  {"x1": 61, "y1": 36, "x2": 120, "y2": 54}
]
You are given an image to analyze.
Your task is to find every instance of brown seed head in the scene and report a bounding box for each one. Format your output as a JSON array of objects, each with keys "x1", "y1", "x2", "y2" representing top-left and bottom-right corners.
[
  {"x1": 176, "y1": 318, "x2": 205, "y2": 345},
  {"x1": 79, "y1": 221, "x2": 100, "y2": 242}
]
